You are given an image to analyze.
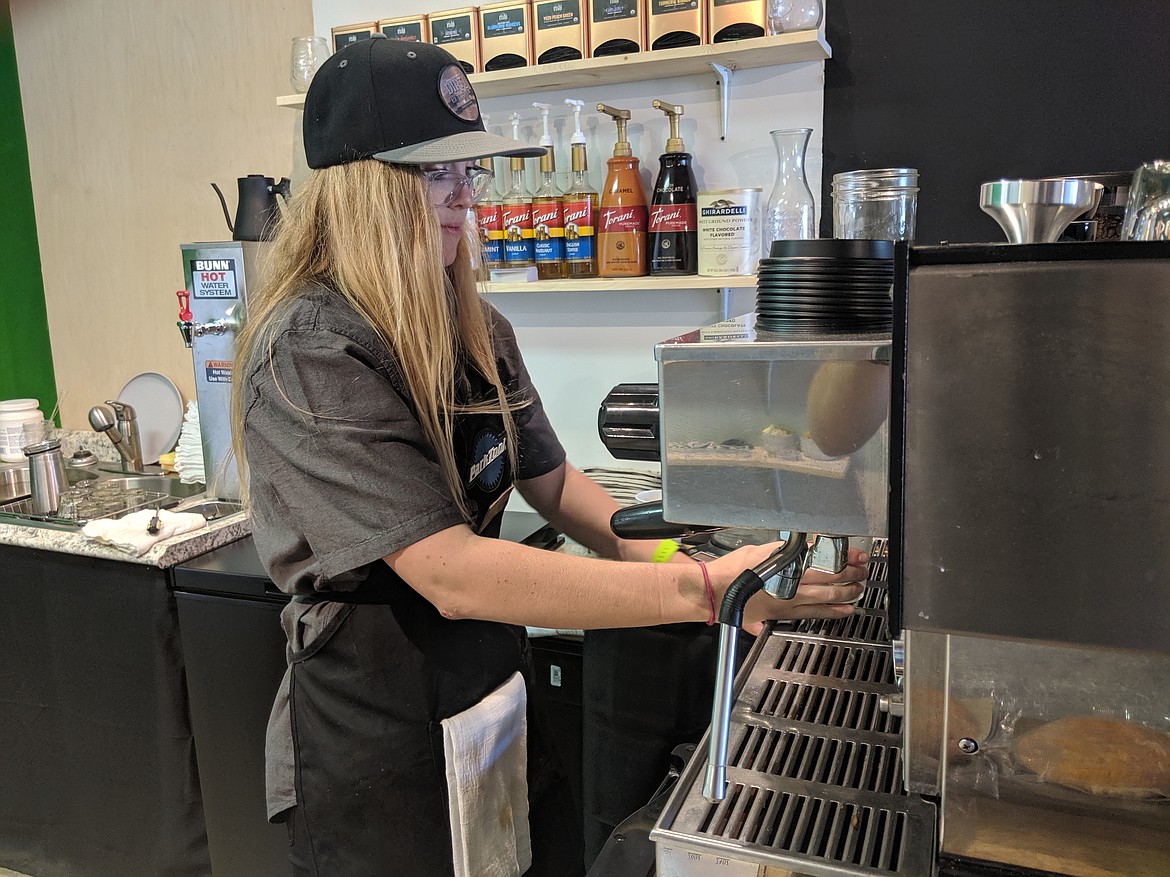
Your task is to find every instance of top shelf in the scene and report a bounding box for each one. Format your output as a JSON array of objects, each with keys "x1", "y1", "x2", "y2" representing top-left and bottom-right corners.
[{"x1": 277, "y1": 30, "x2": 830, "y2": 107}]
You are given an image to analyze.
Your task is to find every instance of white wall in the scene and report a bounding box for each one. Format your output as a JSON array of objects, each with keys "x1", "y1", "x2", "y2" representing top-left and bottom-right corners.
[{"x1": 311, "y1": 0, "x2": 826, "y2": 474}]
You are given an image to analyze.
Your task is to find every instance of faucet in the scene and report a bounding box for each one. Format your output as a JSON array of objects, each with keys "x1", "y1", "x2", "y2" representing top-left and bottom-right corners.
[
  {"x1": 702, "y1": 533, "x2": 849, "y2": 803},
  {"x1": 88, "y1": 401, "x2": 143, "y2": 472}
]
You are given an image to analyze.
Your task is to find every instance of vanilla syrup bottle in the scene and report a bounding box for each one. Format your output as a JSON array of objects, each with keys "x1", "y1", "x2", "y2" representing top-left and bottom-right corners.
[{"x1": 501, "y1": 114, "x2": 534, "y2": 267}]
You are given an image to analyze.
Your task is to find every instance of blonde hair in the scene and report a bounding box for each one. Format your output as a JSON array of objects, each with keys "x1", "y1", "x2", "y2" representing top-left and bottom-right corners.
[{"x1": 230, "y1": 159, "x2": 522, "y2": 521}]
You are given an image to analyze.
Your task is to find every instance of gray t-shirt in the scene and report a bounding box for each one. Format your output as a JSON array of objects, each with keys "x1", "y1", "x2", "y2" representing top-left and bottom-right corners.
[{"x1": 240, "y1": 285, "x2": 565, "y2": 818}]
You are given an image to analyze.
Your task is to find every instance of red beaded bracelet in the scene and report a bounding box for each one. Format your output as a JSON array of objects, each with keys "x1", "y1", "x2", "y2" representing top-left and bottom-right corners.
[{"x1": 696, "y1": 560, "x2": 715, "y2": 626}]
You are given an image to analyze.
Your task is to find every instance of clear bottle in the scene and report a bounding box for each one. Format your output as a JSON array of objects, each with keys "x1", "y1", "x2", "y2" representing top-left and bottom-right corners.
[
  {"x1": 648, "y1": 99, "x2": 697, "y2": 276},
  {"x1": 764, "y1": 127, "x2": 816, "y2": 251},
  {"x1": 597, "y1": 103, "x2": 648, "y2": 277},
  {"x1": 531, "y1": 103, "x2": 567, "y2": 280},
  {"x1": 562, "y1": 99, "x2": 598, "y2": 278},
  {"x1": 474, "y1": 155, "x2": 505, "y2": 270},
  {"x1": 501, "y1": 114, "x2": 535, "y2": 267}
]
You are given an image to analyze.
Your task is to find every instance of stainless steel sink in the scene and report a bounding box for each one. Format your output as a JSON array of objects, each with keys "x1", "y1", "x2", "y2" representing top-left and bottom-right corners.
[
  {"x1": 0, "y1": 465, "x2": 30, "y2": 505},
  {"x1": 175, "y1": 499, "x2": 244, "y2": 521},
  {"x1": 98, "y1": 476, "x2": 205, "y2": 499},
  {"x1": 0, "y1": 471, "x2": 205, "y2": 530}
]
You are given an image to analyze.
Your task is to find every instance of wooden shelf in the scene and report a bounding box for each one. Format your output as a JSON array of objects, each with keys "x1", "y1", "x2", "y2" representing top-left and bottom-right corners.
[
  {"x1": 277, "y1": 30, "x2": 829, "y2": 108},
  {"x1": 481, "y1": 274, "x2": 756, "y2": 294}
]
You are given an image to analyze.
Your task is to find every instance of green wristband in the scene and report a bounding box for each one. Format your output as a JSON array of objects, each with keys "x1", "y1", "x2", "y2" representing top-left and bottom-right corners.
[{"x1": 651, "y1": 539, "x2": 680, "y2": 563}]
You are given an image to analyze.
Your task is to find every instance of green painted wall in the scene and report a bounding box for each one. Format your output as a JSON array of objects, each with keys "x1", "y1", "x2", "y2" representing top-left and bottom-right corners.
[{"x1": 0, "y1": 0, "x2": 56, "y2": 417}]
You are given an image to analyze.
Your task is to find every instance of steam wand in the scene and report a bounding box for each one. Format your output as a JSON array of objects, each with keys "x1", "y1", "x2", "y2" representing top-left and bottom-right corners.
[{"x1": 702, "y1": 533, "x2": 850, "y2": 802}]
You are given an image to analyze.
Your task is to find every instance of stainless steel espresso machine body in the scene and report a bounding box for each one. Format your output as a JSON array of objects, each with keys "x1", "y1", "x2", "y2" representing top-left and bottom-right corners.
[
  {"x1": 179, "y1": 241, "x2": 267, "y2": 500},
  {"x1": 892, "y1": 242, "x2": 1170, "y2": 876},
  {"x1": 641, "y1": 241, "x2": 1170, "y2": 877}
]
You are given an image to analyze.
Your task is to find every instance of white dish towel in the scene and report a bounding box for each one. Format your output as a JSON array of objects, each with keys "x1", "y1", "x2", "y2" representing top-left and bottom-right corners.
[
  {"x1": 81, "y1": 508, "x2": 207, "y2": 556},
  {"x1": 441, "y1": 670, "x2": 532, "y2": 877}
]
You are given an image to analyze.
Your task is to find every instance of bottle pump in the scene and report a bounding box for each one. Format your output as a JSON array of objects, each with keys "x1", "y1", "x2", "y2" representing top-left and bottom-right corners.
[
  {"x1": 597, "y1": 103, "x2": 648, "y2": 277},
  {"x1": 501, "y1": 113, "x2": 535, "y2": 266},
  {"x1": 531, "y1": 102, "x2": 567, "y2": 279},
  {"x1": 561, "y1": 98, "x2": 598, "y2": 278},
  {"x1": 649, "y1": 99, "x2": 698, "y2": 275}
]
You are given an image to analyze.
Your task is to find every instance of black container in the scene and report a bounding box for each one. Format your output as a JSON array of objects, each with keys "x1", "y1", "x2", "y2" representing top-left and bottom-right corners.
[{"x1": 649, "y1": 152, "x2": 698, "y2": 275}]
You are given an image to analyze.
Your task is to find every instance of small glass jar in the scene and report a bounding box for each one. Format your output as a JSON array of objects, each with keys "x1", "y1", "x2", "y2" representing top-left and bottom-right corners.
[{"x1": 832, "y1": 168, "x2": 920, "y2": 241}]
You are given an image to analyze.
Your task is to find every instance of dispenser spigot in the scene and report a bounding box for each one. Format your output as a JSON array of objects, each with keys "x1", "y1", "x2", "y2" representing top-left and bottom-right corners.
[
  {"x1": 509, "y1": 112, "x2": 525, "y2": 171},
  {"x1": 533, "y1": 102, "x2": 555, "y2": 174},
  {"x1": 176, "y1": 289, "x2": 194, "y2": 348},
  {"x1": 652, "y1": 99, "x2": 686, "y2": 153},
  {"x1": 597, "y1": 103, "x2": 633, "y2": 157},
  {"x1": 565, "y1": 98, "x2": 586, "y2": 145}
]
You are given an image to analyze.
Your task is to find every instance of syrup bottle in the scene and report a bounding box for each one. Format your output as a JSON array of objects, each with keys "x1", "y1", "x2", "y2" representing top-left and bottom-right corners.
[
  {"x1": 648, "y1": 100, "x2": 697, "y2": 275},
  {"x1": 597, "y1": 103, "x2": 647, "y2": 277},
  {"x1": 474, "y1": 154, "x2": 505, "y2": 271},
  {"x1": 501, "y1": 113, "x2": 535, "y2": 267},
  {"x1": 561, "y1": 98, "x2": 598, "y2": 278},
  {"x1": 530, "y1": 102, "x2": 567, "y2": 280}
]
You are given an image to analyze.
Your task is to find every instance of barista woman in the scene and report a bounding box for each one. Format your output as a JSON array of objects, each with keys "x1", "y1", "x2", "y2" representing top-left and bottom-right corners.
[{"x1": 231, "y1": 36, "x2": 868, "y2": 877}]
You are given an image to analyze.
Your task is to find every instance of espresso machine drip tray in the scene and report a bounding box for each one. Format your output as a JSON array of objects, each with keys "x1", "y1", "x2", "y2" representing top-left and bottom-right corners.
[{"x1": 652, "y1": 541, "x2": 937, "y2": 876}]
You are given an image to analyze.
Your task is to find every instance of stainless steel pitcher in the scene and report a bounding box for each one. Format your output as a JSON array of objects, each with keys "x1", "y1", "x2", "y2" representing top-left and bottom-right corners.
[{"x1": 23, "y1": 439, "x2": 68, "y2": 515}]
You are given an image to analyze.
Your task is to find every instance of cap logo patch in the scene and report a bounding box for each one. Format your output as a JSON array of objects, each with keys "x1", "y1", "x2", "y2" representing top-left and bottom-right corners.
[{"x1": 438, "y1": 64, "x2": 479, "y2": 122}]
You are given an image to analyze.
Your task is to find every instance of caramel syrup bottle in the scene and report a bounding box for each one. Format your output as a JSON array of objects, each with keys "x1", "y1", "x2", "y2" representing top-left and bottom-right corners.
[{"x1": 597, "y1": 103, "x2": 647, "y2": 277}]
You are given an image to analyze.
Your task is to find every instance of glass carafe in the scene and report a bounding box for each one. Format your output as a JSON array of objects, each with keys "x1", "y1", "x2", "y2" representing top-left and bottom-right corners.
[{"x1": 764, "y1": 128, "x2": 816, "y2": 249}]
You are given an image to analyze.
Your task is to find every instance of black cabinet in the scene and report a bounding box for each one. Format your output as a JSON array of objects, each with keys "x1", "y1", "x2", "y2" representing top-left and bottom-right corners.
[
  {"x1": 0, "y1": 544, "x2": 210, "y2": 877},
  {"x1": 172, "y1": 538, "x2": 290, "y2": 877}
]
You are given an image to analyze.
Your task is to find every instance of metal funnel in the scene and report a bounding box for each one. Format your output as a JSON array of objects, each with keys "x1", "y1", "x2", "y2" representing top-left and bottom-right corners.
[{"x1": 980, "y1": 178, "x2": 1103, "y2": 244}]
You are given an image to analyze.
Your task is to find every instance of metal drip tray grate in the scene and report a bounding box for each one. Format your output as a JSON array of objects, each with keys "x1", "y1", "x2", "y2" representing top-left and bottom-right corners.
[
  {"x1": 732, "y1": 725, "x2": 903, "y2": 794},
  {"x1": 652, "y1": 537, "x2": 935, "y2": 876}
]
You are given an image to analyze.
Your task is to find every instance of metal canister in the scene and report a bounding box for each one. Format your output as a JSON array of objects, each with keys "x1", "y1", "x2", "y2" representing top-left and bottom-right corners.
[{"x1": 697, "y1": 188, "x2": 761, "y2": 276}]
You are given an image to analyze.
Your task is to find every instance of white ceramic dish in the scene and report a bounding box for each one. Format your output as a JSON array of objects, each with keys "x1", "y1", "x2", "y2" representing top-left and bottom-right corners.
[
  {"x1": 118, "y1": 372, "x2": 184, "y2": 464},
  {"x1": 634, "y1": 488, "x2": 662, "y2": 504}
]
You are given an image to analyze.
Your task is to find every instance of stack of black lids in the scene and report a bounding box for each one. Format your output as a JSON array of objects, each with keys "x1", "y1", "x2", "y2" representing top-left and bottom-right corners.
[{"x1": 756, "y1": 239, "x2": 895, "y2": 334}]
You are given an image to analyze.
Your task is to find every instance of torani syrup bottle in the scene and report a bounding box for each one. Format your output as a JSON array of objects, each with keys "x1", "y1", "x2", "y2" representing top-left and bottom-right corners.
[
  {"x1": 530, "y1": 102, "x2": 567, "y2": 280},
  {"x1": 648, "y1": 100, "x2": 697, "y2": 275},
  {"x1": 474, "y1": 155, "x2": 505, "y2": 271},
  {"x1": 597, "y1": 103, "x2": 648, "y2": 277},
  {"x1": 561, "y1": 98, "x2": 598, "y2": 278},
  {"x1": 501, "y1": 113, "x2": 535, "y2": 267}
]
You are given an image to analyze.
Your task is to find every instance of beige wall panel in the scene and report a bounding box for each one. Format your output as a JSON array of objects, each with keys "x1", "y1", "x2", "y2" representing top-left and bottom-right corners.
[{"x1": 12, "y1": 0, "x2": 313, "y2": 430}]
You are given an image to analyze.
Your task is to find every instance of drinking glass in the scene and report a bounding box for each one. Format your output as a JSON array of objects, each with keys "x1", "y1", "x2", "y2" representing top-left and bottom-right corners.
[
  {"x1": 1122, "y1": 160, "x2": 1170, "y2": 241},
  {"x1": 767, "y1": 0, "x2": 823, "y2": 35},
  {"x1": 290, "y1": 37, "x2": 330, "y2": 94}
]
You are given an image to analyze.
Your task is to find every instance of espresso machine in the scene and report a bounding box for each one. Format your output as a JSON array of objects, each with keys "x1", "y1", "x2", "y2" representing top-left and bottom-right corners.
[
  {"x1": 600, "y1": 241, "x2": 1170, "y2": 876},
  {"x1": 177, "y1": 241, "x2": 268, "y2": 500}
]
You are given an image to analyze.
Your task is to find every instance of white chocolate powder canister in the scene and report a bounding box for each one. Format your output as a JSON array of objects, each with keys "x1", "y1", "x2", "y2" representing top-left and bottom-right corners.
[
  {"x1": 0, "y1": 398, "x2": 43, "y2": 463},
  {"x1": 697, "y1": 188, "x2": 762, "y2": 276}
]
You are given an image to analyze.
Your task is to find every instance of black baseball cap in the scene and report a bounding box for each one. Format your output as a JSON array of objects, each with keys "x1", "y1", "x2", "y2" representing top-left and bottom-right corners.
[{"x1": 304, "y1": 35, "x2": 544, "y2": 169}]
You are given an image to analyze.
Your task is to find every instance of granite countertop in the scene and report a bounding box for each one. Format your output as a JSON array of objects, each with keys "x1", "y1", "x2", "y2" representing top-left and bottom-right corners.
[
  {"x1": 0, "y1": 427, "x2": 253, "y2": 568},
  {"x1": 0, "y1": 512, "x2": 253, "y2": 569}
]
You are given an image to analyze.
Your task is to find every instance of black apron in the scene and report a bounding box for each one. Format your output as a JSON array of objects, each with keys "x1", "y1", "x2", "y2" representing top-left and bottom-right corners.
[{"x1": 285, "y1": 394, "x2": 583, "y2": 876}]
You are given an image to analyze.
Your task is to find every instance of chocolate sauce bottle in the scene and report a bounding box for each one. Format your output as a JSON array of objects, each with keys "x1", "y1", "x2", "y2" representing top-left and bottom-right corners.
[{"x1": 648, "y1": 100, "x2": 697, "y2": 276}]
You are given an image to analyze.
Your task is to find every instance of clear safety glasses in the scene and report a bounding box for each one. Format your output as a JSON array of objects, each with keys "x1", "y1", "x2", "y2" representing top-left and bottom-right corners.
[{"x1": 422, "y1": 165, "x2": 495, "y2": 206}]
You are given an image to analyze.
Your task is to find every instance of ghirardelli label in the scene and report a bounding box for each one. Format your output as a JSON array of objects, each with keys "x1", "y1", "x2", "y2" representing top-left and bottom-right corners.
[
  {"x1": 600, "y1": 204, "x2": 647, "y2": 233},
  {"x1": 649, "y1": 203, "x2": 696, "y2": 233}
]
